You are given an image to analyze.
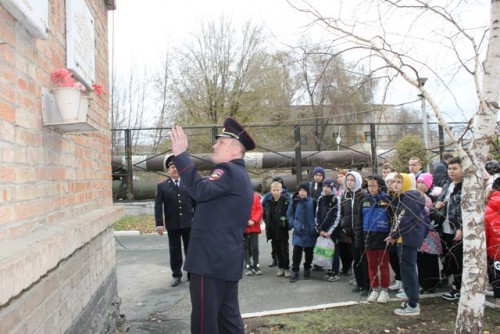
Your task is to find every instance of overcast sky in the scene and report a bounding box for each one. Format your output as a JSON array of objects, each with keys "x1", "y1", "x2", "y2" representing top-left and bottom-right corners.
[{"x1": 108, "y1": 0, "x2": 494, "y2": 123}]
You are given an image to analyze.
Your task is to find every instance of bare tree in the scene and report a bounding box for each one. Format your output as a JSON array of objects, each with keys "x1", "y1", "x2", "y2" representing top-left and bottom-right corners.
[
  {"x1": 286, "y1": 0, "x2": 498, "y2": 332},
  {"x1": 151, "y1": 53, "x2": 176, "y2": 153},
  {"x1": 110, "y1": 64, "x2": 152, "y2": 152},
  {"x1": 172, "y1": 16, "x2": 268, "y2": 125},
  {"x1": 294, "y1": 41, "x2": 376, "y2": 150}
]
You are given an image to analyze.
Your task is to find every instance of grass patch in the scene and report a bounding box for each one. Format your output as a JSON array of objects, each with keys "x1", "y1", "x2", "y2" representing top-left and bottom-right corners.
[
  {"x1": 244, "y1": 298, "x2": 500, "y2": 334},
  {"x1": 113, "y1": 215, "x2": 156, "y2": 234}
]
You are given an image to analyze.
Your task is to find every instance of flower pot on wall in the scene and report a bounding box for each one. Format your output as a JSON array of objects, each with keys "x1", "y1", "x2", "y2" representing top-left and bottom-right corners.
[{"x1": 51, "y1": 87, "x2": 87, "y2": 122}]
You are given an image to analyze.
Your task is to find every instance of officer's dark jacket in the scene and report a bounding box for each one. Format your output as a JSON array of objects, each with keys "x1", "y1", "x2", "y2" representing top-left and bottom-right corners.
[
  {"x1": 154, "y1": 177, "x2": 195, "y2": 230},
  {"x1": 173, "y1": 151, "x2": 253, "y2": 281}
]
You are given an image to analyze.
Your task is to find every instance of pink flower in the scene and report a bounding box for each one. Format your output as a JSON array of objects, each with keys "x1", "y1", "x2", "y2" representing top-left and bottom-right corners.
[
  {"x1": 51, "y1": 68, "x2": 74, "y2": 86},
  {"x1": 51, "y1": 68, "x2": 103, "y2": 95},
  {"x1": 92, "y1": 84, "x2": 104, "y2": 96},
  {"x1": 72, "y1": 82, "x2": 87, "y2": 92}
]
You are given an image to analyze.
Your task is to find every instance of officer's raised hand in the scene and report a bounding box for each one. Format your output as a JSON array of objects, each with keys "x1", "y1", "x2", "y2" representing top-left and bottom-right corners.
[{"x1": 170, "y1": 126, "x2": 188, "y2": 156}]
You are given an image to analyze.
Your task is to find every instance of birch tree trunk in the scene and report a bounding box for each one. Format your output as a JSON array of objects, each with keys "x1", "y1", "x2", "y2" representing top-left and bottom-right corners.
[{"x1": 455, "y1": 1, "x2": 500, "y2": 332}]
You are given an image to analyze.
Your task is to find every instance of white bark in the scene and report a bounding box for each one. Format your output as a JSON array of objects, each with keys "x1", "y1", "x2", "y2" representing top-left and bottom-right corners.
[{"x1": 455, "y1": 1, "x2": 500, "y2": 333}]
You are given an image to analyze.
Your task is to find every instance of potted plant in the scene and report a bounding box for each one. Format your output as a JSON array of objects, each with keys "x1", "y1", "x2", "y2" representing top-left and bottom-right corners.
[{"x1": 50, "y1": 68, "x2": 103, "y2": 122}]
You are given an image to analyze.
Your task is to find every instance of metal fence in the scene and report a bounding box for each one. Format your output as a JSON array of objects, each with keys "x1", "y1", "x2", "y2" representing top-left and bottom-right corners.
[{"x1": 111, "y1": 121, "x2": 468, "y2": 200}]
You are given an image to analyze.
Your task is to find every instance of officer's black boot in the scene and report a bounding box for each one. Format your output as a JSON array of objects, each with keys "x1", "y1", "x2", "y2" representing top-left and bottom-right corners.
[{"x1": 289, "y1": 270, "x2": 299, "y2": 283}]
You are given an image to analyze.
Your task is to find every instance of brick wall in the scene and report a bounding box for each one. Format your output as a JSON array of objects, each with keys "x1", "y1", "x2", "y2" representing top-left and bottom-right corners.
[{"x1": 0, "y1": 0, "x2": 122, "y2": 333}]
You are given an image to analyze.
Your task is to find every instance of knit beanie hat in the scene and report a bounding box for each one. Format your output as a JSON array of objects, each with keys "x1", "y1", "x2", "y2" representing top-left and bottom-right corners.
[
  {"x1": 272, "y1": 176, "x2": 284, "y2": 185},
  {"x1": 312, "y1": 166, "x2": 325, "y2": 178},
  {"x1": 298, "y1": 182, "x2": 310, "y2": 194},
  {"x1": 417, "y1": 173, "x2": 433, "y2": 189},
  {"x1": 322, "y1": 178, "x2": 335, "y2": 189},
  {"x1": 385, "y1": 172, "x2": 397, "y2": 182}
]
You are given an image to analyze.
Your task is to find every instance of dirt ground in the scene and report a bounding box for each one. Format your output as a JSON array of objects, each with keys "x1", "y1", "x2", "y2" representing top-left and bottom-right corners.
[{"x1": 243, "y1": 298, "x2": 500, "y2": 334}]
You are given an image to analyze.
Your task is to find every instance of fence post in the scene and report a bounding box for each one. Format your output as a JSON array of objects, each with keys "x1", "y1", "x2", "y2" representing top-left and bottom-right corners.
[
  {"x1": 370, "y1": 123, "x2": 377, "y2": 174},
  {"x1": 125, "y1": 129, "x2": 134, "y2": 201},
  {"x1": 438, "y1": 124, "x2": 445, "y2": 159},
  {"x1": 294, "y1": 125, "x2": 302, "y2": 185}
]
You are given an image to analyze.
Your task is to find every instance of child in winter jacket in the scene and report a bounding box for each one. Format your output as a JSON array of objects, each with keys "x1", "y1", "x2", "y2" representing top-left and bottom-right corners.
[
  {"x1": 287, "y1": 182, "x2": 317, "y2": 283},
  {"x1": 359, "y1": 175, "x2": 392, "y2": 304},
  {"x1": 244, "y1": 192, "x2": 264, "y2": 275},
  {"x1": 416, "y1": 173, "x2": 442, "y2": 293},
  {"x1": 264, "y1": 181, "x2": 292, "y2": 278},
  {"x1": 433, "y1": 157, "x2": 463, "y2": 301},
  {"x1": 317, "y1": 178, "x2": 341, "y2": 281},
  {"x1": 340, "y1": 171, "x2": 368, "y2": 295},
  {"x1": 385, "y1": 173, "x2": 428, "y2": 316}
]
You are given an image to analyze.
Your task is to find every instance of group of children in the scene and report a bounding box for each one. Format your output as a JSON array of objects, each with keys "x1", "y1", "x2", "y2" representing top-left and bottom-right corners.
[{"x1": 242, "y1": 156, "x2": 500, "y2": 316}]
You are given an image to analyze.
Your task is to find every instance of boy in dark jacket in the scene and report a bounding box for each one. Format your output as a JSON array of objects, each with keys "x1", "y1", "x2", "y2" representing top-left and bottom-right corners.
[
  {"x1": 359, "y1": 175, "x2": 392, "y2": 303},
  {"x1": 317, "y1": 178, "x2": 341, "y2": 281},
  {"x1": 434, "y1": 157, "x2": 463, "y2": 301},
  {"x1": 287, "y1": 182, "x2": 317, "y2": 283},
  {"x1": 385, "y1": 173, "x2": 428, "y2": 316},
  {"x1": 262, "y1": 176, "x2": 292, "y2": 268},
  {"x1": 264, "y1": 181, "x2": 292, "y2": 278}
]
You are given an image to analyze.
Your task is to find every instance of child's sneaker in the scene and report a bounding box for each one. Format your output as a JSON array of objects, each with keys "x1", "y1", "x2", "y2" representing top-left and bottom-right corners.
[
  {"x1": 367, "y1": 290, "x2": 379, "y2": 303},
  {"x1": 284, "y1": 270, "x2": 292, "y2": 278},
  {"x1": 245, "y1": 265, "x2": 253, "y2": 276},
  {"x1": 252, "y1": 264, "x2": 262, "y2": 275},
  {"x1": 303, "y1": 268, "x2": 311, "y2": 280},
  {"x1": 377, "y1": 289, "x2": 390, "y2": 303},
  {"x1": 394, "y1": 302, "x2": 420, "y2": 316},
  {"x1": 388, "y1": 280, "x2": 402, "y2": 292},
  {"x1": 276, "y1": 268, "x2": 284, "y2": 277},
  {"x1": 328, "y1": 274, "x2": 341, "y2": 282},
  {"x1": 442, "y1": 289, "x2": 460, "y2": 301},
  {"x1": 396, "y1": 291, "x2": 407, "y2": 300},
  {"x1": 289, "y1": 271, "x2": 299, "y2": 283}
]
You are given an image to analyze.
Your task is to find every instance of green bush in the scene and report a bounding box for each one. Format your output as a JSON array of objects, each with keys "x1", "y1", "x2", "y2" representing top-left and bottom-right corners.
[{"x1": 391, "y1": 135, "x2": 428, "y2": 173}]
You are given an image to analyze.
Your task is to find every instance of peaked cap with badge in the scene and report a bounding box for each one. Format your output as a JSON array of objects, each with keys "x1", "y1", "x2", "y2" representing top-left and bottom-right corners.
[
  {"x1": 165, "y1": 155, "x2": 175, "y2": 169},
  {"x1": 215, "y1": 117, "x2": 256, "y2": 151}
]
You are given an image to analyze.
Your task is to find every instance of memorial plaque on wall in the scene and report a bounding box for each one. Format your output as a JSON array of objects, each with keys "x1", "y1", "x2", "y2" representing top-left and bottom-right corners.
[
  {"x1": 0, "y1": 0, "x2": 49, "y2": 39},
  {"x1": 66, "y1": 0, "x2": 96, "y2": 87}
]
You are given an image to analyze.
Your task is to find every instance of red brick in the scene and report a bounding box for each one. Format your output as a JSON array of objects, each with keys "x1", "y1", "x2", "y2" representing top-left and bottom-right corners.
[{"x1": 0, "y1": 103, "x2": 15, "y2": 122}]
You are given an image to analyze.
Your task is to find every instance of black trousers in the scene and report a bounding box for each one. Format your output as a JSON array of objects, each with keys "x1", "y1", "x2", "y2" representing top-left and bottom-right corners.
[
  {"x1": 189, "y1": 274, "x2": 244, "y2": 334},
  {"x1": 353, "y1": 245, "x2": 369, "y2": 291},
  {"x1": 244, "y1": 233, "x2": 260, "y2": 267},
  {"x1": 389, "y1": 244, "x2": 401, "y2": 281},
  {"x1": 291, "y1": 246, "x2": 313, "y2": 272},
  {"x1": 167, "y1": 228, "x2": 190, "y2": 278},
  {"x1": 417, "y1": 252, "x2": 440, "y2": 291},
  {"x1": 271, "y1": 239, "x2": 290, "y2": 269},
  {"x1": 441, "y1": 233, "x2": 463, "y2": 288},
  {"x1": 338, "y1": 241, "x2": 353, "y2": 274}
]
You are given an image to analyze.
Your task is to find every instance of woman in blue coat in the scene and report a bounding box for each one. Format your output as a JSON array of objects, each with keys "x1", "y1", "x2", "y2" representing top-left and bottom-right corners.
[{"x1": 287, "y1": 182, "x2": 317, "y2": 282}]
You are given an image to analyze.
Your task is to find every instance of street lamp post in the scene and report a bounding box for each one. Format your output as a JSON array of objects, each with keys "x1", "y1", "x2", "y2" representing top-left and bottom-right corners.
[{"x1": 418, "y1": 77, "x2": 429, "y2": 171}]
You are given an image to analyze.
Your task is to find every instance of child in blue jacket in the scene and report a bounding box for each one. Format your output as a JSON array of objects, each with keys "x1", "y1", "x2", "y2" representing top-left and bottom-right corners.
[
  {"x1": 359, "y1": 175, "x2": 392, "y2": 303},
  {"x1": 287, "y1": 182, "x2": 317, "y2": 283}
]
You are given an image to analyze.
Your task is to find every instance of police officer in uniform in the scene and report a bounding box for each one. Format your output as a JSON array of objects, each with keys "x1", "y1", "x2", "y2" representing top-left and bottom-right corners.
[
  {"x1": 154, "y1": 155, "x2": 195, "y2": 287},
  {"x1": 170, "y1": 117, "x2": 255, "y2": 334}
]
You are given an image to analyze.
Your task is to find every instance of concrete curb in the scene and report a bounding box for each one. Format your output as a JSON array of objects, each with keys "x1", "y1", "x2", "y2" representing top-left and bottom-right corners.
[
  {"x1": 242, "y1": 301, "x2": 358, "y2": 318},
  {"x1": 241, "y1": 294, "x2": 450, "y2": 319},
  {"x1": 114, "y1": 230, "x2": 140, "y2": 236}
]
